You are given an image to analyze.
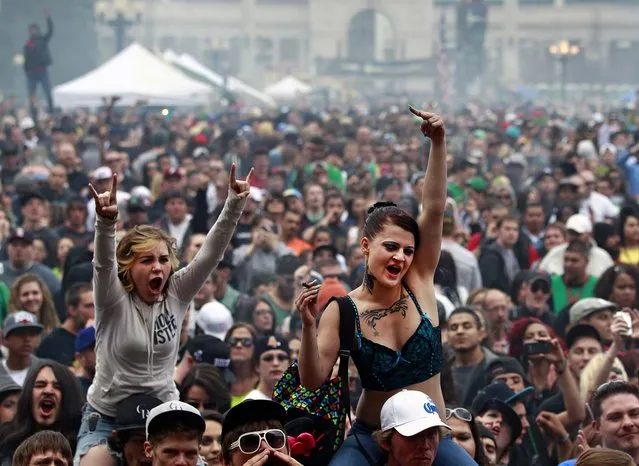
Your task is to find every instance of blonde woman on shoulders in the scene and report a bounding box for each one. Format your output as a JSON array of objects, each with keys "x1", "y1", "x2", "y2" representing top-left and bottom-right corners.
[{"x1": 74, "y1": 165, "x2": 252, "y2": 466}]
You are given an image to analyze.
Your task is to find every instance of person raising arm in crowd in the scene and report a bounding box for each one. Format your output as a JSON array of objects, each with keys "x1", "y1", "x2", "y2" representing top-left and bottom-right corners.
[
  {"x1": 74, "y1": 165, "x2": 252, "y2": 466},
  {"x1": 296, "y1": 108, "x2": 477, "y2": 465}
]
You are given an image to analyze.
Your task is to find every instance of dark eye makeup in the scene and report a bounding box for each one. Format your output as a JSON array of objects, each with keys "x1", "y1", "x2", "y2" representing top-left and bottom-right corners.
[{"x1": 382, "y1": 241, "x2": 414, "y2": 255}]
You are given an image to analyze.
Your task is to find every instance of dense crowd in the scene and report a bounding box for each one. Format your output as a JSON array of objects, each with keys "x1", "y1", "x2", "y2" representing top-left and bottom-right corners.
[{"x1": 1, "y1": 80, "x2": 639, "y2": 466}]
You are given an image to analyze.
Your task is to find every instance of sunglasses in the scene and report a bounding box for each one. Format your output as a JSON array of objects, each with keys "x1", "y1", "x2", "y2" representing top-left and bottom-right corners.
[
  {"x1": 262, "y1": 354, "x2": 289, "y2": 363},
  {"x1": 230, "y1": 429, "x2": 287, "y2": 455},
  {"x1": 530, "y1": 281, "x2": 550, "y2": 294},
  {"x1": 593, "y1": 379, "x2": 626, "y2": 397},
  {"x1": 229, "y1": 337, "x2": 254, "y2": 348},
  {"x1": 446, "y1": 407, "x2": 473, "y2": 422}
]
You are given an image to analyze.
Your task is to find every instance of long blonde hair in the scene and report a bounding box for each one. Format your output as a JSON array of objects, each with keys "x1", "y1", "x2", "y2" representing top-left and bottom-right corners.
[
  {"x1": 116, "y1": 225, "x2": 180, "y2": 293},
  {"x1": 150, "y1": 173, "x2": 165, "y2": 202},
  {"x1": 8, "y1": 274, "x2": 60, "y2": 334},
  {"x1": 576, "y1": 448, "x2": 634, "y2": 466}
]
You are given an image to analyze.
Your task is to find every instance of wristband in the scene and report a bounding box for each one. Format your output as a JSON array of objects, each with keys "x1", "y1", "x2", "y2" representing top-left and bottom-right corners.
[{"x1": 559, "y1": 433, "x2": 570, "y2": 443}]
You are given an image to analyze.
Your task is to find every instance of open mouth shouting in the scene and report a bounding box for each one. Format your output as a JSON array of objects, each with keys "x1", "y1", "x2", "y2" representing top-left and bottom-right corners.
[
  {"x1": 37, "y1": 398, "x2": 59, "y2": 425},
  {"x1": 386, "y1": 264, "x2": 402, "y2": 279},
  {"x1": 149, "y1": 276, "x2": 164, "y2": 295}
]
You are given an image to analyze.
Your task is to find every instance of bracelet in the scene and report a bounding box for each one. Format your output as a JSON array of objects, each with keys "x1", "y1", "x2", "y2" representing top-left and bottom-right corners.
[
  {"x1": 559, "y1": 433, "x2": 570, "y2": 444},
  {"x1": 555, "y1": 363, "x2": 566, "y2": 375}
]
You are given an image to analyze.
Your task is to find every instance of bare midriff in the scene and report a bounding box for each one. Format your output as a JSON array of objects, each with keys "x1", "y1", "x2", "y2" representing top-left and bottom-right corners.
[{"x1": 354, "y1": 374, "x2": 445, "y2": 428}]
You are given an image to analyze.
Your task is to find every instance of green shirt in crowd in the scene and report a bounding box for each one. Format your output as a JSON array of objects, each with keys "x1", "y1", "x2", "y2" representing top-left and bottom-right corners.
[{"x1": 550, "y1": 274, "x2": 598, "y2": 315}]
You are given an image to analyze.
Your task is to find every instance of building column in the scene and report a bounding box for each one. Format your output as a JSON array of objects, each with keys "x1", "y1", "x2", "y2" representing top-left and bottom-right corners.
[
  {"x1": 501, "y1": 0, "x2": 520, "y2": 86},
  {"x1": 240, "y1": 0, "x2": 257, "y2": 85}
]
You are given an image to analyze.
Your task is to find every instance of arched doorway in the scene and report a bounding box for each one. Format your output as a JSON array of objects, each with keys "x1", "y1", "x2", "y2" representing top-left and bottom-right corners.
[{"x1": 347, "y1": 9, "x2": 395, "y2": 63}]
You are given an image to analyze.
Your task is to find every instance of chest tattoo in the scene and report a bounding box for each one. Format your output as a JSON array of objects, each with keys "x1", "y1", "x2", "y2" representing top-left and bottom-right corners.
[{"x1": 360, "y1": 296, "x2": 409, "y2": 336}]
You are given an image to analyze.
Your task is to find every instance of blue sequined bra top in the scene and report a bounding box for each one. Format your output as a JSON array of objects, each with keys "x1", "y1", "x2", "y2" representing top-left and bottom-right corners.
[{"x1": 347, "y1": 283, "x2": 443, "y2": 392}]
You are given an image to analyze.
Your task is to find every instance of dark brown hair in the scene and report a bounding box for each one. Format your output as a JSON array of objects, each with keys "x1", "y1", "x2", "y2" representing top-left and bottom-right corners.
[
  {"x1": 576, "y1": 448, "x2": 634, "y2": 466},
  {"x1": 591, "y1": 381, "x2": 639, "y2": 421},
  {"x1": 65, "y1": 282, "x2": 92, "y2": 308},
  {"x1": 566, "y1": 239, "x2": 591, "y2": 257},
  {"x1": 496, "y1": 215, "x2": 520, "y2": 229},
  {"x1": 179, "y1": 364, "x2": 231, "y2": 413},
  {"x1": 362, "y1": 201, "x2": 420, "y2": 250},
  {"x1": 12, "y1": 430, "x2": 73, "y2": 466}
]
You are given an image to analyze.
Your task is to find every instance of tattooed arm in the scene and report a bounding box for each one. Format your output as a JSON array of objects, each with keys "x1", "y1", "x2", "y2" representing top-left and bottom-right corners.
[{"x1": 360, "y1": 296, "x2": 409, "y2": 336}]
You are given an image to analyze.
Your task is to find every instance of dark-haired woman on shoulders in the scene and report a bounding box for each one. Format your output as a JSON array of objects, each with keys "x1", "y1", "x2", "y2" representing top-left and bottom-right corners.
[{"x1": 296, "y1": 109, "x2": 477, "y2": 465}]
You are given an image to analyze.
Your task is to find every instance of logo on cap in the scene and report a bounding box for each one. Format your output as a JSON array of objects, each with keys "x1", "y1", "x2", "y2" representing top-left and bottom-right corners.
[
  {"x1": 14, "y1": 311, "x2": 36, "y2": 324},
  {"x1": 214, "y1": 358, "x2": 231, "y2": 368},
  {"x1": 137, "y1": 404, "x2": 151, "y2": 419},
  {"x1": 267, "y1": 336, "x2": 281, "y2": 349},
  {"x1": 423, "y1": 401, "x2": 438, "y2": 414}
]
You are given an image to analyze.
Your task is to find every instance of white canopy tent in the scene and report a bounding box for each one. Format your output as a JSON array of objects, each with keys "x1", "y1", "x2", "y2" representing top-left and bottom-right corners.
[
  {"x1": 54, "y1": 43, "x2": 213, "y2": 107},
  {"x1": 162, "y1": 50, "x2": 276, "y2": 108},
  {"x1": 264, "y1": 76, "x2": 312, "y2": 102}
]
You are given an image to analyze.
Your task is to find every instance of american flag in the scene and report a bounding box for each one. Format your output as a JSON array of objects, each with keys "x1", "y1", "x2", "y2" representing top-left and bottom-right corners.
[{"x1": 437, "y1": 11, "x2": 450, "y2": 105}]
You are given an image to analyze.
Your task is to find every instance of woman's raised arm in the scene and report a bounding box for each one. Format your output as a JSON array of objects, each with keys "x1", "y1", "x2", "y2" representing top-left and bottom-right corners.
[
  {"x1": 89, "y1": 174, "x2": 123, "y2": 311},
  {"x1": 409, "y1": 107, "x2": 448, "y2": 279},
  {"x1": 170, "y1": 165, "x2": 251, "y2": 304}
]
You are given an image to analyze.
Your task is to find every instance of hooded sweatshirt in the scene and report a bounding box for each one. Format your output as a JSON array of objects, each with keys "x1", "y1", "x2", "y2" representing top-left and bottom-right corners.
[{"x1": 88, "y1": 190, "x2": 246, "y2": 417}]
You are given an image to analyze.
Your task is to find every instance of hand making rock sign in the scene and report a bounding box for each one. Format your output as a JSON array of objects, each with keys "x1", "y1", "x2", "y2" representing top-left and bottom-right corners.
[{"x1": 89, "y1": 172, "x2": 119, "y2": 219}]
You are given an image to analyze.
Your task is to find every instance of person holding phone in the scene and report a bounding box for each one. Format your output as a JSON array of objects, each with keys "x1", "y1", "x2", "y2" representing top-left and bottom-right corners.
[
  {"x1": 74, "y1": 165, "x2": 251, "y2": 466},
  {"x1": 232, "y1": 215, "x2": 293, "y2": 294},
  {"x1": 508, "y1": 317, "x2": 585, "y2": 422},
  {"x1": 580, "y1": 311, "x2": 633, "y2": 403},
  {"x1": 296, "y1": 109, "x2": 476, "y2": 465}
]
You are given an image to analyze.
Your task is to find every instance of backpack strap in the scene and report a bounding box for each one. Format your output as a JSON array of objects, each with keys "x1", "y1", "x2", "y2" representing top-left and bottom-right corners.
[
  {"x1": 330, "y1": 296, "x2": 378, "y2": 466},
  {"x1": 335, "y1": 295, "x2": 355, "y2": 412}
]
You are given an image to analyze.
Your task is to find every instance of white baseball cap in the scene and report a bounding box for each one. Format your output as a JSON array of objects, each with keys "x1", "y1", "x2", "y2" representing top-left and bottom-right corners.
[
  {"x1": 94, "y1": 166, "x2": 113, "y2": 181},
  {"x1": 381, "y1": 390, "x2": 450, "y2": 437},
  {"x1": 249, "y1": 187, "x2": 264, "y2": 203},
  {"x1": 20, "y1": 117, "x2": 35, "y2": 131},
  {"x1": 145, "y1": 401, "x2": 205, "y2": 439},
  {"x1": 197, "y1": 302, "x2": 234, "y2": 340},
  {"x1": 565, "y1": 214, "x2": 592, "y2": 234}
]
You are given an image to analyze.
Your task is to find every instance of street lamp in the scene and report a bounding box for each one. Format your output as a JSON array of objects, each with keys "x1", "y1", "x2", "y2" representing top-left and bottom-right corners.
[
  {"x1": 549, "y1": 39, "x2": 580, "y2": 102},
  {"x1": 96, "y1": 0, "x2": 144, "y2": 53}
]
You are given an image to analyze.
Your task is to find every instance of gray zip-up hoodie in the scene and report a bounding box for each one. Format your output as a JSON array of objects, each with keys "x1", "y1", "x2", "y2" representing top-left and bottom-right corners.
[{"x1": 88, "y1": 191, "x2": 246, "y2": 417}]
